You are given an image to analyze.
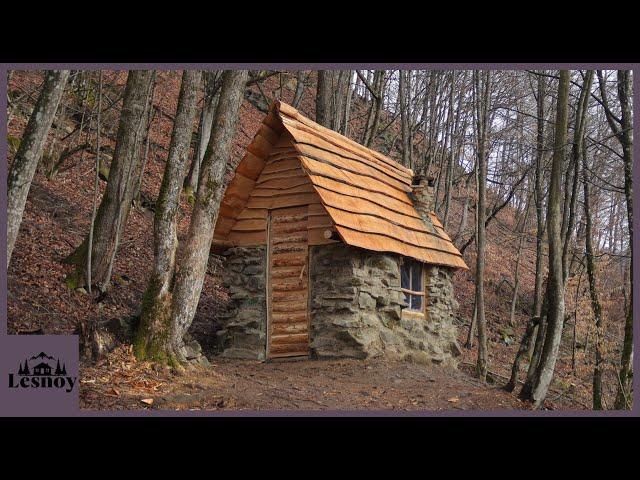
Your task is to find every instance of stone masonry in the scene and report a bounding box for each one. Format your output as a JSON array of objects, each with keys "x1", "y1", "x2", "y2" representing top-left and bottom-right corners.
[
  {"x1": 309, "y1": 243, "x2": 461, "y2": 367},
  {"x1": 215, "y1": 244, "x2": 461, "y2": 367},
  {"x1": 215, "y1": 246, "x2": 268, "y2": 360}
]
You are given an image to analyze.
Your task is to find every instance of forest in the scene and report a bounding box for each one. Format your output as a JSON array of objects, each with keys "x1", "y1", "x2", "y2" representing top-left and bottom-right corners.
[{"x1": 6, "y1": 68, "x2": 633, "y2": 411}]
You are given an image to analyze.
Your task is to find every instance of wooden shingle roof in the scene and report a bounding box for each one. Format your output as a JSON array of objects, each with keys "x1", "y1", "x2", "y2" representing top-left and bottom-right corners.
[{"x1": 214, "y1": 101, "x2": 468, "y2": 270}]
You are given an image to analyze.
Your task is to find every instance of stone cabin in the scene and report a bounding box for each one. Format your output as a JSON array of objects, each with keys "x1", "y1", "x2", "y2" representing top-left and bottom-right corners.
[{"x1": 211, "y1": 101, "x2": 468, "y2": 367}]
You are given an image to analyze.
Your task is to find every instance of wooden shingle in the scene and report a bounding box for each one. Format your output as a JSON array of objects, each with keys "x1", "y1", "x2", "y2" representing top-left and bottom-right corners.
[{"x1": 213, "y1": 101, "x2": 468, "y2": 270}]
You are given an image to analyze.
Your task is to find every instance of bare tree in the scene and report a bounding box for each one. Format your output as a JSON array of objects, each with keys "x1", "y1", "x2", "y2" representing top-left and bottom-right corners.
[
  {"x1": 596, "y1": 70, "x2": 634, "y2": 409},
  {"x1": 134, "y1": 70, "x2": 202, "y2": 365},
  {"x1": 520, "y1": 71, "x2": 550, "y2": 399},
  {"x1": 168, "y1": 70, "x2": 249, "y2": 365},
  {"x1": 530, "y1": 70, "x2": 570, "y2": 408},
  {"x1": 399, "y1": 70, "x2": 412, "y2": 168},
  {"x1": 580, "y1": 74, "x2": 605, "y2": 409},
  {"x1": 473, "y1": 70, "x2": 492, "y2": 381},
  {"x1": 7, "y1": 70, "x2": 69, "y2": 268},
  {"x1": 64, "y1": 70, "x2": 155, "y2": 291},
  {"x1": 360, "y1": 70, "x2": 385, "y2": 147}
]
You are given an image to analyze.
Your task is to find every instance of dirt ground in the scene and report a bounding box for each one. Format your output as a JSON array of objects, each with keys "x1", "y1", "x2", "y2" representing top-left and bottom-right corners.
[{"x1": 79, "y1": 345, "x2": 536, "y2": 412}]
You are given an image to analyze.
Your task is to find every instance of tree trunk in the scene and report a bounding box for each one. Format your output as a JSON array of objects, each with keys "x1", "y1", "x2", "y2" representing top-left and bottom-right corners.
[
  {"x1": 133, "y1": 74, "x2": 157, "y2": 205},
  {"x1": 134, "y1": 70, "x2": 201, "y2": 365},
  {"x1": 506, "y1": 316, "x2": 539, "y2": 392},
  {"x1": 184, "y1": 71, "x2": 221, "y2": 197},
  {"x1": 168, "y1": 70, "x2": 249, "y2": 361},
  {"x1": 596, "y1": 69, "x2": 633, "y2": 409},
  {"x1": 64, "y1": 70, "x2": 155, "y2": 291},
  {"x1": 581, "y1": 113, "x2": 604, "y2": 409},
  {"x1": 362, "y1": 70, "x2": 384, "y2": 147},
  {"x1": 332, "y1": 70, "x2": 347, "y2": 132},
  {"x1": 87, "y1": 71, "x2": 103, "y2": 294},
  {"x1": 612, "y1": 70, "x2": 633, "y2": 409},
  {"x1": 520, "y1": 296, "x2": 549, "y2": 399},
  {"x1": 530, "y1": 70, "x2": 570, "y2": 409},
  {"x1": 474, "y1": 70, "x2": 492, "y2": 381},
  {"x1": 315, "y1": 70, "x2": 333, "y2": 128},
  {"x1": 341, "y1": 71, "x2": 353, "y2": 136},
  {"x1": 443, "y1": 74, "x2": 462, "y2": 229},
  {"x1": 466, "y1": 301, "x2": 477, "y2": 349},
  {"x1": 292, "y1": 70, "x2": 306, "y2": 108},
  {"x1": 509, "y1": 199, "x2": 530, "y2": 327},
  {"x1": 520, "y1": 71, "x2": 547, "y2": 398},
  {"x1": 562, "y1": 71, "x2": 592, "y2": 283},
  {"x1": 399, "y1": 70, "x2": 412, "y2": 168},
  {"x1": 7, "y1": 70, "x2": 69, "y2": 268}
]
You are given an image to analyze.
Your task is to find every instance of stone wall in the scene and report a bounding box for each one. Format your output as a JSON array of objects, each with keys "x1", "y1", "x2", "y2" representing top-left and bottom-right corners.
[
  {"x1": 423, "y1": 265, "x2": 461, "y2": 362},
  {"x1": 215, "y1": 243, "x2": 462, "y2": 367},
  {"x1": 309, "y1": 243, "x2": 462, "y2": 367},
  {"x1": 215, "y1": 246, "x2": 267, "y2": 360}
]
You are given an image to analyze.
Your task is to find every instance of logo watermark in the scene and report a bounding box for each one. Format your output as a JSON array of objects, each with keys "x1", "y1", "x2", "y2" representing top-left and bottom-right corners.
[
  {"x1": 8, "y1": 351, "x2": 77, "y2": 392},
  {"x1": 1, "y1": 335, "x2": 79, "y2": 416}
]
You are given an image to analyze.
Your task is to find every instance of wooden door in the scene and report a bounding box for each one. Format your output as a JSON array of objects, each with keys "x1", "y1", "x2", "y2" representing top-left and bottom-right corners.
[{"x1": 267, "y1": 206, "x2": 310, "y2": 358}]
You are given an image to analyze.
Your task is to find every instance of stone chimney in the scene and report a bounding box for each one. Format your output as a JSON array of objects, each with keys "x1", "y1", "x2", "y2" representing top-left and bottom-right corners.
[{"x1": 411, "y1": 173, "x2": 436, "y2": 221}]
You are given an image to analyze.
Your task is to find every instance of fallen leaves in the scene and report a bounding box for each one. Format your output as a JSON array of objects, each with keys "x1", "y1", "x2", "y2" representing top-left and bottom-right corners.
[{"x1": 80, "y1": 345, "x2": 169, "y2": 409}]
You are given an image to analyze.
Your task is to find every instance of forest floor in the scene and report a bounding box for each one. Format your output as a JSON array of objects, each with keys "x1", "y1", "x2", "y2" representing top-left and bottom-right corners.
[
  {"x1": 80, "y1": 345, "x2": 527, "y2": 411},
  {"x1": 7, "y1": 70, "x2": 602, "y2": 413}
]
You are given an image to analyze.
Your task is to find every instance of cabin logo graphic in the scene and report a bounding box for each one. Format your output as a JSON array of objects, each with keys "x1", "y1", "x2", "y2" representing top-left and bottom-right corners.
[{"x1": 8, "y1": 351, "x2": 77, "y2": 392}]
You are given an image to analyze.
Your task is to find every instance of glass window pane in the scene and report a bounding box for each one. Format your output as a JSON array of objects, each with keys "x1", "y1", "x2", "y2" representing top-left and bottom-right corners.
[
  {"x1": 401, "y1": 263, "x2": 410, "y2": 290},
  {"x1": 403, "y1": 291, "x2": 410, "y2": 308},
  {"x1": 411, "y1": 294, "x2": 422, "y2": 311},
  {"x1": 411, "y1": 262, "x2": 422, "y2": 291}
]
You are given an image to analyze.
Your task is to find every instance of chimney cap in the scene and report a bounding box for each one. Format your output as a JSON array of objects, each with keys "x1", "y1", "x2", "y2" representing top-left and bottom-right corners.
[{"x1": 412, "y1": 173, "x2": 435, "y2": 187}]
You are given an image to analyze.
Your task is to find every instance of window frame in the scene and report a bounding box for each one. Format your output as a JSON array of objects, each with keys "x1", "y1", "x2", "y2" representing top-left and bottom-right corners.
[{"x1": 400, "y1": 258, "x2": 426, "y2": 315}]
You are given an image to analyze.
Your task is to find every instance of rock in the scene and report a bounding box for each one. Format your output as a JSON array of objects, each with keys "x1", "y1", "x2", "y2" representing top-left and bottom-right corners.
[
  {"x1": 376, "y1": 295, "x2": 389, "y2": 307},
  {"x1": 358, "y1": 292, "x2": 376, "y2": 309},
  {"x1": 183, "y1": 340, "x2": 202, "y2": 359},
  {"x1": 246, "y1": 276, "x2": 264, "y2": 291},
  {"x1": 430, "y1": 354, "x2": 445, "y2": 364},
  {"x1": 379, "y1": 329, "x2": 402, "y2": 348},
  {"x1": 243, "y1": 265, "x2": 263, "y2": 275},
  {"x1": 404, "y1": 351, "x2": 431, "y2": 365},
  {"x1": 365, "y1": 255, "x2": 398, "y2": 272},
  {"x1": 229, "y1": 263, "x2": 244, "y2": 273},
  {"x1": 188, "y1": 354, "x2": 211, "y2": 367}
]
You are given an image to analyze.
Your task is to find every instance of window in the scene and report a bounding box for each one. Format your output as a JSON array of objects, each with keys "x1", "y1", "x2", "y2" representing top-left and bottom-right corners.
[{"x1": 401, "y1": 259, "x2": 424, "y2": 312}]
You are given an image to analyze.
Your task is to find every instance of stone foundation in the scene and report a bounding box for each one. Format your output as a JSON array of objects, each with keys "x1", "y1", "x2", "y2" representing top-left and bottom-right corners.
[
  {"x1": 215, "y1": 243, "x2": 461, "y2": 367},
  {"x1": 215, "y1": 246, "x2": 267, "y2": 360}
]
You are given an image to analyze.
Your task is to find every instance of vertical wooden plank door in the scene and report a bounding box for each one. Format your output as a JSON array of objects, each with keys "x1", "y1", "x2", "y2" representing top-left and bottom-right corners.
[{"x1": 267, "y1": 206, "x2": 310, "y2": 358}]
